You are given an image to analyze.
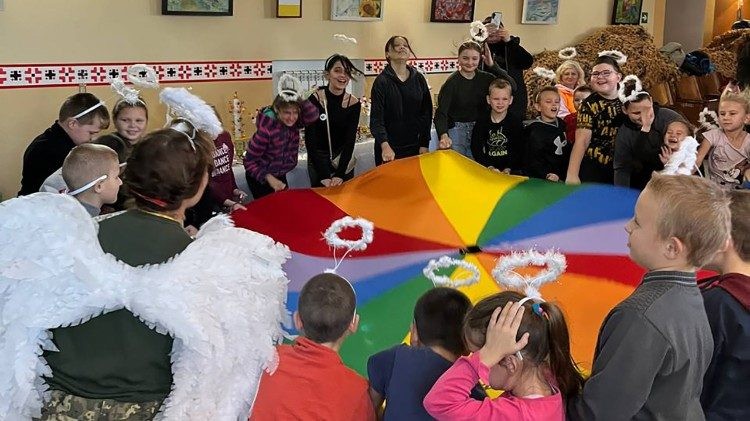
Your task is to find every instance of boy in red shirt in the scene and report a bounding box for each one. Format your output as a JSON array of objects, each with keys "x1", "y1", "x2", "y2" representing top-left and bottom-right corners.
[{"x1": 250, "y1": 273, "x2": 375, "y2": 420}]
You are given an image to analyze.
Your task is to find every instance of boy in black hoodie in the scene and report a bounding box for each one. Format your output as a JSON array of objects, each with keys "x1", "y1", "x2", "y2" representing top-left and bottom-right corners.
[
  {"x1": 524, "y1": 87, "x2": 569, "y2": 181},
  {"x1": 470, "y1": 78, "x2": 523, "y2": 173}
]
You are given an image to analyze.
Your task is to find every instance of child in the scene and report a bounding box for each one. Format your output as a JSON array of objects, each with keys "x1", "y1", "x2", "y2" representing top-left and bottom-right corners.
[
  {"x1": 658, "y1": 118, "x2": 695, "y2": 167},
  {"x1": 566, "y1": 55, "x2": 625, "y2": 184},
  {"x1": 243, "y1": 89, "x2": 318, "y2": 199},
  {"x1": 564, "y1": 85, "x2": 593, "y2": 144},
  {"x1": 555, "y1": 60, "x2": 585, "y2": 117},
  {"x1": 470, "y1": 78, "x2": 523, "y2": 172},
  {"x1": 613, "y1": 92, "x2": 681, "y2": 189},
  {"x1": 424, "y1": 291, "x2": 583, "y2": 420},
  {"x1": 250, "y1": 273, "x2": 375, "y2": 421},
  {"x1": 434, "y1": 41, "x2": 516, "y2": 158},
  {"x1": 525, "y1": 87, "x2": 570, "y2": 181},
  {"x1": 208, "y1": 108, "x2": 246, "y2": 212},
  {"x1": 61, "y1": 144, "x2": 122, "y2": 217},
  {"x1": 699, "y1": 190, "x2": 750, "y2": 419},
  {"x1": 19, "y1": 92, "x2": 110, "y2": 196},
  {"x1": 568, "y1": 174, "x2": 731, "y2": 420},
  {"x1": 367, "y1": 287, "x2": 479, "y2": 420},
  {"x1": 96, "y1": 98, "x2": 149, "y2": 162},
  {"x1": 695, "y1": 91, "x2": 750, "y2": 189}
]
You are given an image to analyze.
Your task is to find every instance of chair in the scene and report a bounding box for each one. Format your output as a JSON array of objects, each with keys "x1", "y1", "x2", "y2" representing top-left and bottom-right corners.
[
  {"x1": 697, "y1": 73, "x2": 722, "y2": 99},
  {"x1": 650, "y1": 81, "x2": 674, "y2": 107}
]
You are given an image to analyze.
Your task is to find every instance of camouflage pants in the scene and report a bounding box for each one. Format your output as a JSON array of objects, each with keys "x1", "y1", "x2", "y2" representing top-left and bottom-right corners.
[{"x1": 37, "y1": 390, "x2": 161, "y2": 421}]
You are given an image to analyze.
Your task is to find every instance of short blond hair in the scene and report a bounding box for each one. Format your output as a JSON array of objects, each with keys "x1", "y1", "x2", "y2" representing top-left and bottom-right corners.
[
  {"x1": 555, "y1": 60, "x2": 585, "y2": 88},
  {"x1": 62, "y1": 144, "x2": 119, "y2": 191},
  {"x1": 646, "y1": 174, "x2": 731, "y2": 267},
  {"x1": 720, "y1": 90, "x2": 750, "y2": 113},
  {"x1": 728, "y1": 190, "x2": 750, "y2": 261}
]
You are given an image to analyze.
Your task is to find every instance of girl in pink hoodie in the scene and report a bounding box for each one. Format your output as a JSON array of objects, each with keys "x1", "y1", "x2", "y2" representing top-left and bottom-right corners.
[{"x1": 424, "y1": 291, "x2": 583, "y2": 420}]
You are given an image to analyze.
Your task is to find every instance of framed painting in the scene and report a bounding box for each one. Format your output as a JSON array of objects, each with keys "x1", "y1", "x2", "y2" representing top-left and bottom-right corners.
[
  {"x1": 430, "y1": 0, "x2": 475, "y2": 23},
  {"x1": 611, "y1": 0, "x2": 643, "y2": 25},
  {"x1": 277, "y1": 0, "x2": 302, "y2": 18},
  {"x1": 521, "y1": 0, "x2": 560, "y2": 25},
  {"x1": 162, "y1": 0, "x2": 233, "y2": 16},
  {"x1": 331, "y1": 0, "x2": 383, "y2": 21}
]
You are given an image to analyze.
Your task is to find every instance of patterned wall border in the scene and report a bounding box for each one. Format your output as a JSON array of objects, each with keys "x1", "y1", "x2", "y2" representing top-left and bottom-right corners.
[{"x1": 0, "y1": 58, "x2": 456, "y2": 89}]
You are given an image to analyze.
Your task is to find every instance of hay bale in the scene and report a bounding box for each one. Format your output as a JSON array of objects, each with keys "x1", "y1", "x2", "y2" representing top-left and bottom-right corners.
[
  {"x1": 702, "y1": 29, "x2": 750, "y2": 79},
  {"x1": 523, "y1": 25, "x2": 679, "y2": 116}
]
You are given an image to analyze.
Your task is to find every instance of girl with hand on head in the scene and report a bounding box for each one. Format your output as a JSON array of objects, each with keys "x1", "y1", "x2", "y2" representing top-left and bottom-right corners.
[
  {"x1": 305, "y1": 54, "x2": 362, "y2": 186},
  {"x1": 370, "y1": 36, "x2": 433, "y2": 165}
]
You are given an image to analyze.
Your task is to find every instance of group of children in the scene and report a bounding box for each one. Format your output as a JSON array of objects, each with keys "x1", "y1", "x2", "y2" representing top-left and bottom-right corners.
[{"x1": 248, "y1": 175, "x2": 748, "y2": 420}]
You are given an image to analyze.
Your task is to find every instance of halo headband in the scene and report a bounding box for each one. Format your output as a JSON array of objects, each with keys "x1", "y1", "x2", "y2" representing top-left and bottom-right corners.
[
  {"x1": 66, "y1": 174, "x2": 107, "y2": 196},
  {"x1": 72, "y1": 101, "x2": 105, "y2": 120},
  {"x1": 169, "y1": 121, "x2": 198, "y2": 151}
]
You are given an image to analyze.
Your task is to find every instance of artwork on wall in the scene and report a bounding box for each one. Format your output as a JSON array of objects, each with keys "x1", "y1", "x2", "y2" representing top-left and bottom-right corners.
[
  {"x1": 162, "y1": 0, "x2": 233, "y2": 16},
  {"x1": 331, "y1": 0, "x2": 383, "y2": 21},
  {"x1": 277, "y1": 0, "x2": 302, "y2": 18},
  {"x1": 611, "y1": 0, "x2": 643, "y2": 25},
  {"x1": 430, "y1": 0, "x2": 475, "y2": 23},
  {"x1": 521, "y1": 0, "x2": 560, "y2": 25}
]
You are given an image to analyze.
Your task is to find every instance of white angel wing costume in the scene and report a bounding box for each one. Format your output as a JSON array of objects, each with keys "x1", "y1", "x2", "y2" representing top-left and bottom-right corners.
[{"x1": 0, "y1": 193, "x2": 290, "y2": 420}]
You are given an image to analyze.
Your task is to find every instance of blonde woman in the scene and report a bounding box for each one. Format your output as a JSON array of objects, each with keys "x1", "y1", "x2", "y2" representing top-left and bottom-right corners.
[{"x1": 555, "y1": 60, "x2": 585, "y2": 117}]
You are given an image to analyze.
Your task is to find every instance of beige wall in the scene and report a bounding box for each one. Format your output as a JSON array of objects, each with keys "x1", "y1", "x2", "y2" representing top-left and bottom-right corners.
[{"x1": 0, "y1": 0, "x2": 665, "y2": 199}]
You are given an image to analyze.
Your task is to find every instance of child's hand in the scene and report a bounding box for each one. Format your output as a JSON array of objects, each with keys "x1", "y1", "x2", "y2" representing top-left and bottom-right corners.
[
  {"x1": 502, "y1": 168, "x2": 511, "y2": 174},
  {"x1": 478, "y1": 302, "x2": 529, "y2": 368},
  {"x1": 640, "y1": 107, "x2": 655, "y2": 132},
  {"x1": 266, "y1": 175, "x2": 287, "y2": 192},
  {"x1": 419, "y1": 147, "x2": 429, "y2": 155},
  {"x1": 233, "y1": 189, "x2": 247, "y2": 203},
  {"x1": 382, "y1": 142, "x2": 396, "y2": 162},
  {"x1": 330, "y1": 177, "x2": 344, "y2": 186},
  {"x1": 566, "y1": 174, "x2": 581, "y2": 185},
  {"x1": 482, "y1": 43, "x2": 495, "y2": 67},
  {"x1": 438, "y1": 135, "x2": 452, "y2": 149},
  {"x1": 546, "y1": 173, "x2": 560, "y2": 182},
  {"x1": 659, "y1": 145, "x2": 673, "y2": 165}
]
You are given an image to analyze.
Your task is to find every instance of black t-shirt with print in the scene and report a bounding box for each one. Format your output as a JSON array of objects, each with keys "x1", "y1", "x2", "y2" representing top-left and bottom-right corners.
[
  {"x1": 470, "y1": 111, "x2": 524, "y2": 172},
  {"x1": 576, "y1": 93, "x2": 624, "y2": 183}
]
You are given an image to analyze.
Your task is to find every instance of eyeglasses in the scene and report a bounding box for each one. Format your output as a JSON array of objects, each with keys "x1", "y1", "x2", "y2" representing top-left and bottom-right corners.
[{"x1": 590, "y1": 70, "x2": 614, "y2": 79}]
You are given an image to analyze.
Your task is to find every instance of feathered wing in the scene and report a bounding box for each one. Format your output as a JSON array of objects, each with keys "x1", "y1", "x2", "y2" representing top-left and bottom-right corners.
[{"x1": 0, "y1": 194, "x2": 131, "y2": 420}]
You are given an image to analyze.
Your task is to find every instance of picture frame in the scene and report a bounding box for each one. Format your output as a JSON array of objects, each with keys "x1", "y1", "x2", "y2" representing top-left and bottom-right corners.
[
  {"x1": 611, "y1": 0, "x2": 643, "y2": 25},
  {"x1": 429, "y1": 0, "x2": 475, "y2": 23},
  {"x1": 521, "y1": 0, "x2": 560, "y2": 25},
  {"x1": 162, "y1": 0, "x2": 233, "y2": 16},
  {"x1": 331, "y1": 0, "x2": 383, "y2": 21},
  {"x1": 277, "y1": 0, "x2": 302, "y2": 18}
]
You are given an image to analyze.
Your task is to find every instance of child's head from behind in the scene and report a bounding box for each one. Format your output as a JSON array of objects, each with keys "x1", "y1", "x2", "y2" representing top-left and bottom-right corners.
[
  {"x1": 573, "y1": 85, "x2": 593, "y2": 110},
  {"x1": 296, "y1": 273, "x2": 358, "y2": 344},
  {"x1": 709, "y1": 190, "x2": 750, "y2": 269},
  {"x1": 410, "y1": 287, "x2": 472, "y2": 356},
  {"x1": 534, "y1": 87, "x2": 561, "y2": 121},
  {"x1": 555, "y1": 60, "x2": 585, "y2": 90},
  {"x1": 59, "y1": 93, "x2": 111, "y2": 145},
  {"x1": 112, "y1": 100, "x2": 148, "y2": 144},
  {"x1": 626, "y1": 174, "x2": 731, "y2": 271},
  {"x1": 271, "y1": 96, "x2": 302, "y2": 128},
  {"x1": 463, "y1": 291, "x2": 583, "y2": 398},
  {"x1": 664, "y1": 118, "x2": 693, "y2": 152},
  {"x1": 62, "y1": 143, "x2": 121, "y2": 205},
  {"x1": 487, "y1": 78, "x2": 514, "y2": 115},
  {"x1": 457, "y1": 41, "x2": 482, "y2": 75},
  {"x1": 718, "y1": 91, "x2": 750, "y2": 132}
]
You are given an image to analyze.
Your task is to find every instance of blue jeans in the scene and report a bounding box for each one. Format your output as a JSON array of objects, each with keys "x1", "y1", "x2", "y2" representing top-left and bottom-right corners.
[{"x1": 448, "y1": 122, "x2": 475, "y2": 159}]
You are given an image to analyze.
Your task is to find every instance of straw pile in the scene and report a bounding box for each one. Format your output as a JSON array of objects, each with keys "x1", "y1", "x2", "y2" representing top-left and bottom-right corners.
[{"x1": 702, "y1": 29, "x2": 750, "y2": 79}]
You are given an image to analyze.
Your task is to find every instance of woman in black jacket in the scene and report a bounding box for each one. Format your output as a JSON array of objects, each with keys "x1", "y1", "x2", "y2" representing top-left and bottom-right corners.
[
  {"x1": 483, "y1": 19, "x2": 533, "y2": 119},
  {"x1": 369, "y1": 35, "x2": 433, "y2": 165}
]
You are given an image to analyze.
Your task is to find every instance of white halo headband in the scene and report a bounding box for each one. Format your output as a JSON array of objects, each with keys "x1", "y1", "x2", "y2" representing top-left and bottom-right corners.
[
  {"x1": 127, "y1": 64, "x2": 159, "y2": 89},
  {"x1": 533, "y1": 66, "x2": 556, "y2": 81},
  {"x1": 469, "y1": 20, "x2": 489, "y2": 43},
  {"x1": 169, "y1": 121, "x2": 197, "y2": 151},
  {"x1": 277, "y1": 73, "x2": 304, "y2": 102},
  {"x1": 323, "y1": 216, "x2": 374, "y2": 273},
  {"x1": 66, "y1": 174, "x2": 107, "y2": 196},
  {"x1": 72, "y1": 101, "x2": 105, "y2": 120},
  {"x1": 662, "y1": 135, "x2": 700, "y2": 176},
  {"x1": 618, "y1": 74, "x2": 650, "y2": 104},
  {"x1": 159, "y1": 87, "x2": 223, "y2": 139},
  {"x1": 598, "y1": 49, "x2": 628, "y2": 65},
  {"x1": 333, "y1": 33, "x2": 358, "y2": 44},
  {"x1": 558, "y1": 47, "x2": 577, "y2": 60},
  {"x1": 491, "y1": 249, "x2": 567, "y2": 300},
  {"x1": 422, "y1": 256, "x2": 480, "y2": 288},
  {"x1": 110, "y1": 77, "x2": 143, "y2": 106},
  {"x1": 699, "y1": 107, "x2": 720, "y2": 130}
]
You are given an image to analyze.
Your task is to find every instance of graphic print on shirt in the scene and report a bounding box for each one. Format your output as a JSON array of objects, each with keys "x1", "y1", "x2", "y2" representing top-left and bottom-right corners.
[
  {"x1": 211, "y1": 143, "x2": 232, "y2": 177},
  {"x1": 553, "y1": 136, "x2": 567, "y2": 155},
  {"x1": 486, "y1": 126, "x2": 509, "y2": 158},
  {"x1": 578, "y1": 96, "x2": 622, "y2": 166}
]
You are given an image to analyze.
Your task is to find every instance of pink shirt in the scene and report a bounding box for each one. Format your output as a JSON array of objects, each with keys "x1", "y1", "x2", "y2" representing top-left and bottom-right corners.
[
  {"x1": 703, "y1": 128, "x2": 750, "y2": 187},
  {"x1": 424, "y1": 352, "x2": 564, "y2": 421}
]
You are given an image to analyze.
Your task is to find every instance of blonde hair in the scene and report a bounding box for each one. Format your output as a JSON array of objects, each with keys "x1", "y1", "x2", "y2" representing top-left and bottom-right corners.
[
  {"x1": 555, "y1": 60, "x2": 585, "y2": 88},
  {"x1": 719, "y1": 90, "x2": 750, "y2": 113},
  {"x1": 62, "y1": 144, "x2": 119, "y2": 191},
  {"x1": 728, "y1": 190, "x2": 750, "y2": 261},
  {"x1": 646, "y1": 174, "x2": 731, "y2": 267}
]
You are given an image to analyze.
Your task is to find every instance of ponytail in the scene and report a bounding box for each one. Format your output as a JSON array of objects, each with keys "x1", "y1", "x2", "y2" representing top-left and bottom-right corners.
[{"x1": 539, "y1": 302, "x2": 584, "y2": 399}]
